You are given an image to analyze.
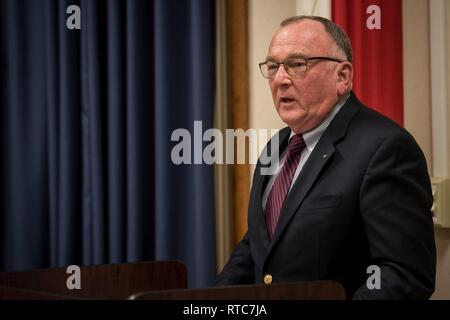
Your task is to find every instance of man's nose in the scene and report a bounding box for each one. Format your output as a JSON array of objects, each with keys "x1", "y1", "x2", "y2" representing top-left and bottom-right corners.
[{"x1": 272, "y1": 64, "x2": 292, "y2": 86}]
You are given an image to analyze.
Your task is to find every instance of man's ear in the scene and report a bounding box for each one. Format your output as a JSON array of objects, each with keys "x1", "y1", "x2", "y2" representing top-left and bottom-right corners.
[{"x1": 336, "y1": 62, "x2": 353, "y2": 96}]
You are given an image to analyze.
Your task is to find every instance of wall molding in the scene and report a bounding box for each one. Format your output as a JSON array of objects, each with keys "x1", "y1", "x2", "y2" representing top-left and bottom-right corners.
[
  {"x1": 214, "y1": 0, "x2": 233, "y2": 272},
  {"x1": 430, "y1": 0, "x2": 449, "y2": 177},
  {"x1": 227, "y1": 0, "x2": 251, "y2": 246}
]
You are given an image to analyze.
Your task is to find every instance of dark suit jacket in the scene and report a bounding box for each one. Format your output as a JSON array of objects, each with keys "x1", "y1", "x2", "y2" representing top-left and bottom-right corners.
[{"x1": 216, "y1": 93, "x2": 436, "y2": 299}]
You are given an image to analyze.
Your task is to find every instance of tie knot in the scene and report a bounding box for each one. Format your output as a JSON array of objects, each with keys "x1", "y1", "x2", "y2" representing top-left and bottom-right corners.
[{"x1": 288, "y1": 134, "x2": 305, "y2": 154}]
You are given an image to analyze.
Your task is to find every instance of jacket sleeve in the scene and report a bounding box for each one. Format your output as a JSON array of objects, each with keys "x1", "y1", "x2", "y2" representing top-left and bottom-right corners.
[
  {"x1": 353, "y1": 131, "x2": 436, "y2": 299},
  {"x1": 215, "y1": 232, "x2": 255, "y2": 286}
]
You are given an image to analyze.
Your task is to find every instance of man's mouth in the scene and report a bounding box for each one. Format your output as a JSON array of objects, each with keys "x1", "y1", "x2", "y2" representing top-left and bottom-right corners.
[{"x1": 280, "y1": 97, "x2": 295, "y2": 104}]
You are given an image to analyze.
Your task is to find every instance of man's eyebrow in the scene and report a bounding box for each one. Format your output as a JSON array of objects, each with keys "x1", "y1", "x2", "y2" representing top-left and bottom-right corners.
[
  {"x1": 265, "y1": 53, "x2": 308, "y2": 62},
  {"x1": 264, "y1": 56, "x2": 276, "y2": 62}
]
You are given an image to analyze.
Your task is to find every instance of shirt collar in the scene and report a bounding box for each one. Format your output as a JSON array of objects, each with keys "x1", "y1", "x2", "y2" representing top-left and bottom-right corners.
[{"x1": 289, "y1": 94, "x2": 350, "y2": 150}]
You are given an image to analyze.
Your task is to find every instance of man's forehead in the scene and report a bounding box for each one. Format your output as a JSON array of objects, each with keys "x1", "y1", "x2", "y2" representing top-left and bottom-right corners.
[
  {"x1": 267, "y1": 20, "x2": 331, "y2": 57},
  {"x1": 276, "y1": 20, "x2": 325, "y2": 38}
]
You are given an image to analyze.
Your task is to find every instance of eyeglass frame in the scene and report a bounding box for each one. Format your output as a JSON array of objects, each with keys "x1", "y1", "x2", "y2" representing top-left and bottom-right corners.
[{"x1": 259, "y1": 55, "x2": 345, "y2": 79}]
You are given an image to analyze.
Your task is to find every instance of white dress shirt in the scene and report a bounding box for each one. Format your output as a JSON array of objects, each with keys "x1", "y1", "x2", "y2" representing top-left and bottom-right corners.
[{"x1": 262, "y1": 95, "x2": 349, "y2": 210}]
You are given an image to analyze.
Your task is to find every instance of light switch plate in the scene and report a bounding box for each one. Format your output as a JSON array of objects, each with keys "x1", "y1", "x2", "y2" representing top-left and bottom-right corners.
[{"x1": 431, "y1": 177, "x2": 450, "y2": 228}]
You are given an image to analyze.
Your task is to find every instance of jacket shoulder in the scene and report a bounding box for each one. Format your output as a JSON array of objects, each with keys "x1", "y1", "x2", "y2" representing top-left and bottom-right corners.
[{"x1": 349, "y1": 102, "x2": 413, "y2": 142}]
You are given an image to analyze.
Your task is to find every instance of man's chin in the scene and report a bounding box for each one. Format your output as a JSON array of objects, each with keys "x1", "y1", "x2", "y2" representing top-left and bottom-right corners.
[
  {"x1": 278, "y1": 113, "x2": 306, "y2": 131},
  {"x1": 283, "y1": 118, "x2": 320, "y2": 134}
]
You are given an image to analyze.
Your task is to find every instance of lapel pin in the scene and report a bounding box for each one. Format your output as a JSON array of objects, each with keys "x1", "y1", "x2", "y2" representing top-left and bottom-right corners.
[{"x1": 322, "y1": 154, "x2": 328, "y2": 158}]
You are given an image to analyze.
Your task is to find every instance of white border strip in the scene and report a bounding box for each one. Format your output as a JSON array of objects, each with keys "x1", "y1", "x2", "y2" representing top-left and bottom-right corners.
[{"x1": 430, "y1": 0, "x2": 449, "y2": 177}]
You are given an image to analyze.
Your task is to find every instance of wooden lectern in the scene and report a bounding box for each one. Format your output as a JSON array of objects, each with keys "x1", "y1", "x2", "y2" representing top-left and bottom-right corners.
[
  {"x1": 0, "y1": 260, "x2": 187, "y2": 299},
  {"x1": 130, "y1": 281, "x2": 346, "y2": 300},
  {"x1": 0, "y1": 261, "x2": 345, "y2": 300}
]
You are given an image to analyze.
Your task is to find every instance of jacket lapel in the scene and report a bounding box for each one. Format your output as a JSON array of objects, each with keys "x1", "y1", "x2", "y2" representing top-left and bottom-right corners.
[
  {"x1": 267, "y1": 134, "x2": 335, "y2": 252},
  {"x1": 253, "y1": 127, "x2": 291, "y2": 252},
  {"x1": 265, "y1": 93, "x2": 362, "y2": 257}
]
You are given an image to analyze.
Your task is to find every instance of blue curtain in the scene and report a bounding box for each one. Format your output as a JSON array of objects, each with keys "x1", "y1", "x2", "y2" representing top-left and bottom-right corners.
[
  {"x1": 154, "y1": 0, "x2": 216, "y2": 288},
  {"x1": 0, "y1": 0, "x2": 216, "y2": 288}
]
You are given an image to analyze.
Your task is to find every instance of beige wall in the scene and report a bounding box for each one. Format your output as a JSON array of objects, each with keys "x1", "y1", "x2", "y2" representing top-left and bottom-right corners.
[
  {"x1": 248, "y1": 0, "x2": 296, "y2": 180},
  {"x1": 434, "y1": 227, "x2": 450, "y2": 299},
  {"x1": 402, "y1": 0, "x2": 432, "y2": 172},
  {"x1": 402, "y1": 0, "x2": 450, "y2": 300},
  {"x1": 248, "y1": 0, "x2": 292, "y2": 133},
  {"x1": 247, "y1": 0, "x2": 450, "y2": 299}
]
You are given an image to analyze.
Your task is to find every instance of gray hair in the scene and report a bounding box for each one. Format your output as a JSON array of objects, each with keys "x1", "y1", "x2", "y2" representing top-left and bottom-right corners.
[{"x1": 280, "y1": 16, "x2": 353, "y2": 62}]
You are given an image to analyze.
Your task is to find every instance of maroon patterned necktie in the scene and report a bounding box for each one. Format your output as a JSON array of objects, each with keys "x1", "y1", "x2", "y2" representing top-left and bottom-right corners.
[{"x1": 265, "y1": 134, "x2": 306, "y2": 239}]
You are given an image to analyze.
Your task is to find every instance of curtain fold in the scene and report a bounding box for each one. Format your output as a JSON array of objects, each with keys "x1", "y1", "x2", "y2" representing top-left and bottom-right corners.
[
  {"x1": 1, "y1": 0, "x2": 56, "y2": 270},
  {"x1": 332, "y1": 0, "x2": 404, "y2": 125},
  {"x1": 1, "y1": 0, "x2": 216, "y2": 288},
  {"x1": 154, "y1": 0, "x2": 216, "y2": 288}
]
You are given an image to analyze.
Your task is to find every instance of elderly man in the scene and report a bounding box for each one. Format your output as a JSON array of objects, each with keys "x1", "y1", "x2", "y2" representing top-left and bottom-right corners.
[{"x1": 216, "y1": 16, "x2": 436, "y2": 299}]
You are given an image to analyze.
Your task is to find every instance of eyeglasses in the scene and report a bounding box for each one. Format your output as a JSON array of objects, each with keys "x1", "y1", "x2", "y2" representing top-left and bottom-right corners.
[{"x1": 259, "y1": 56, "x2": 344, "y2": 79}]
